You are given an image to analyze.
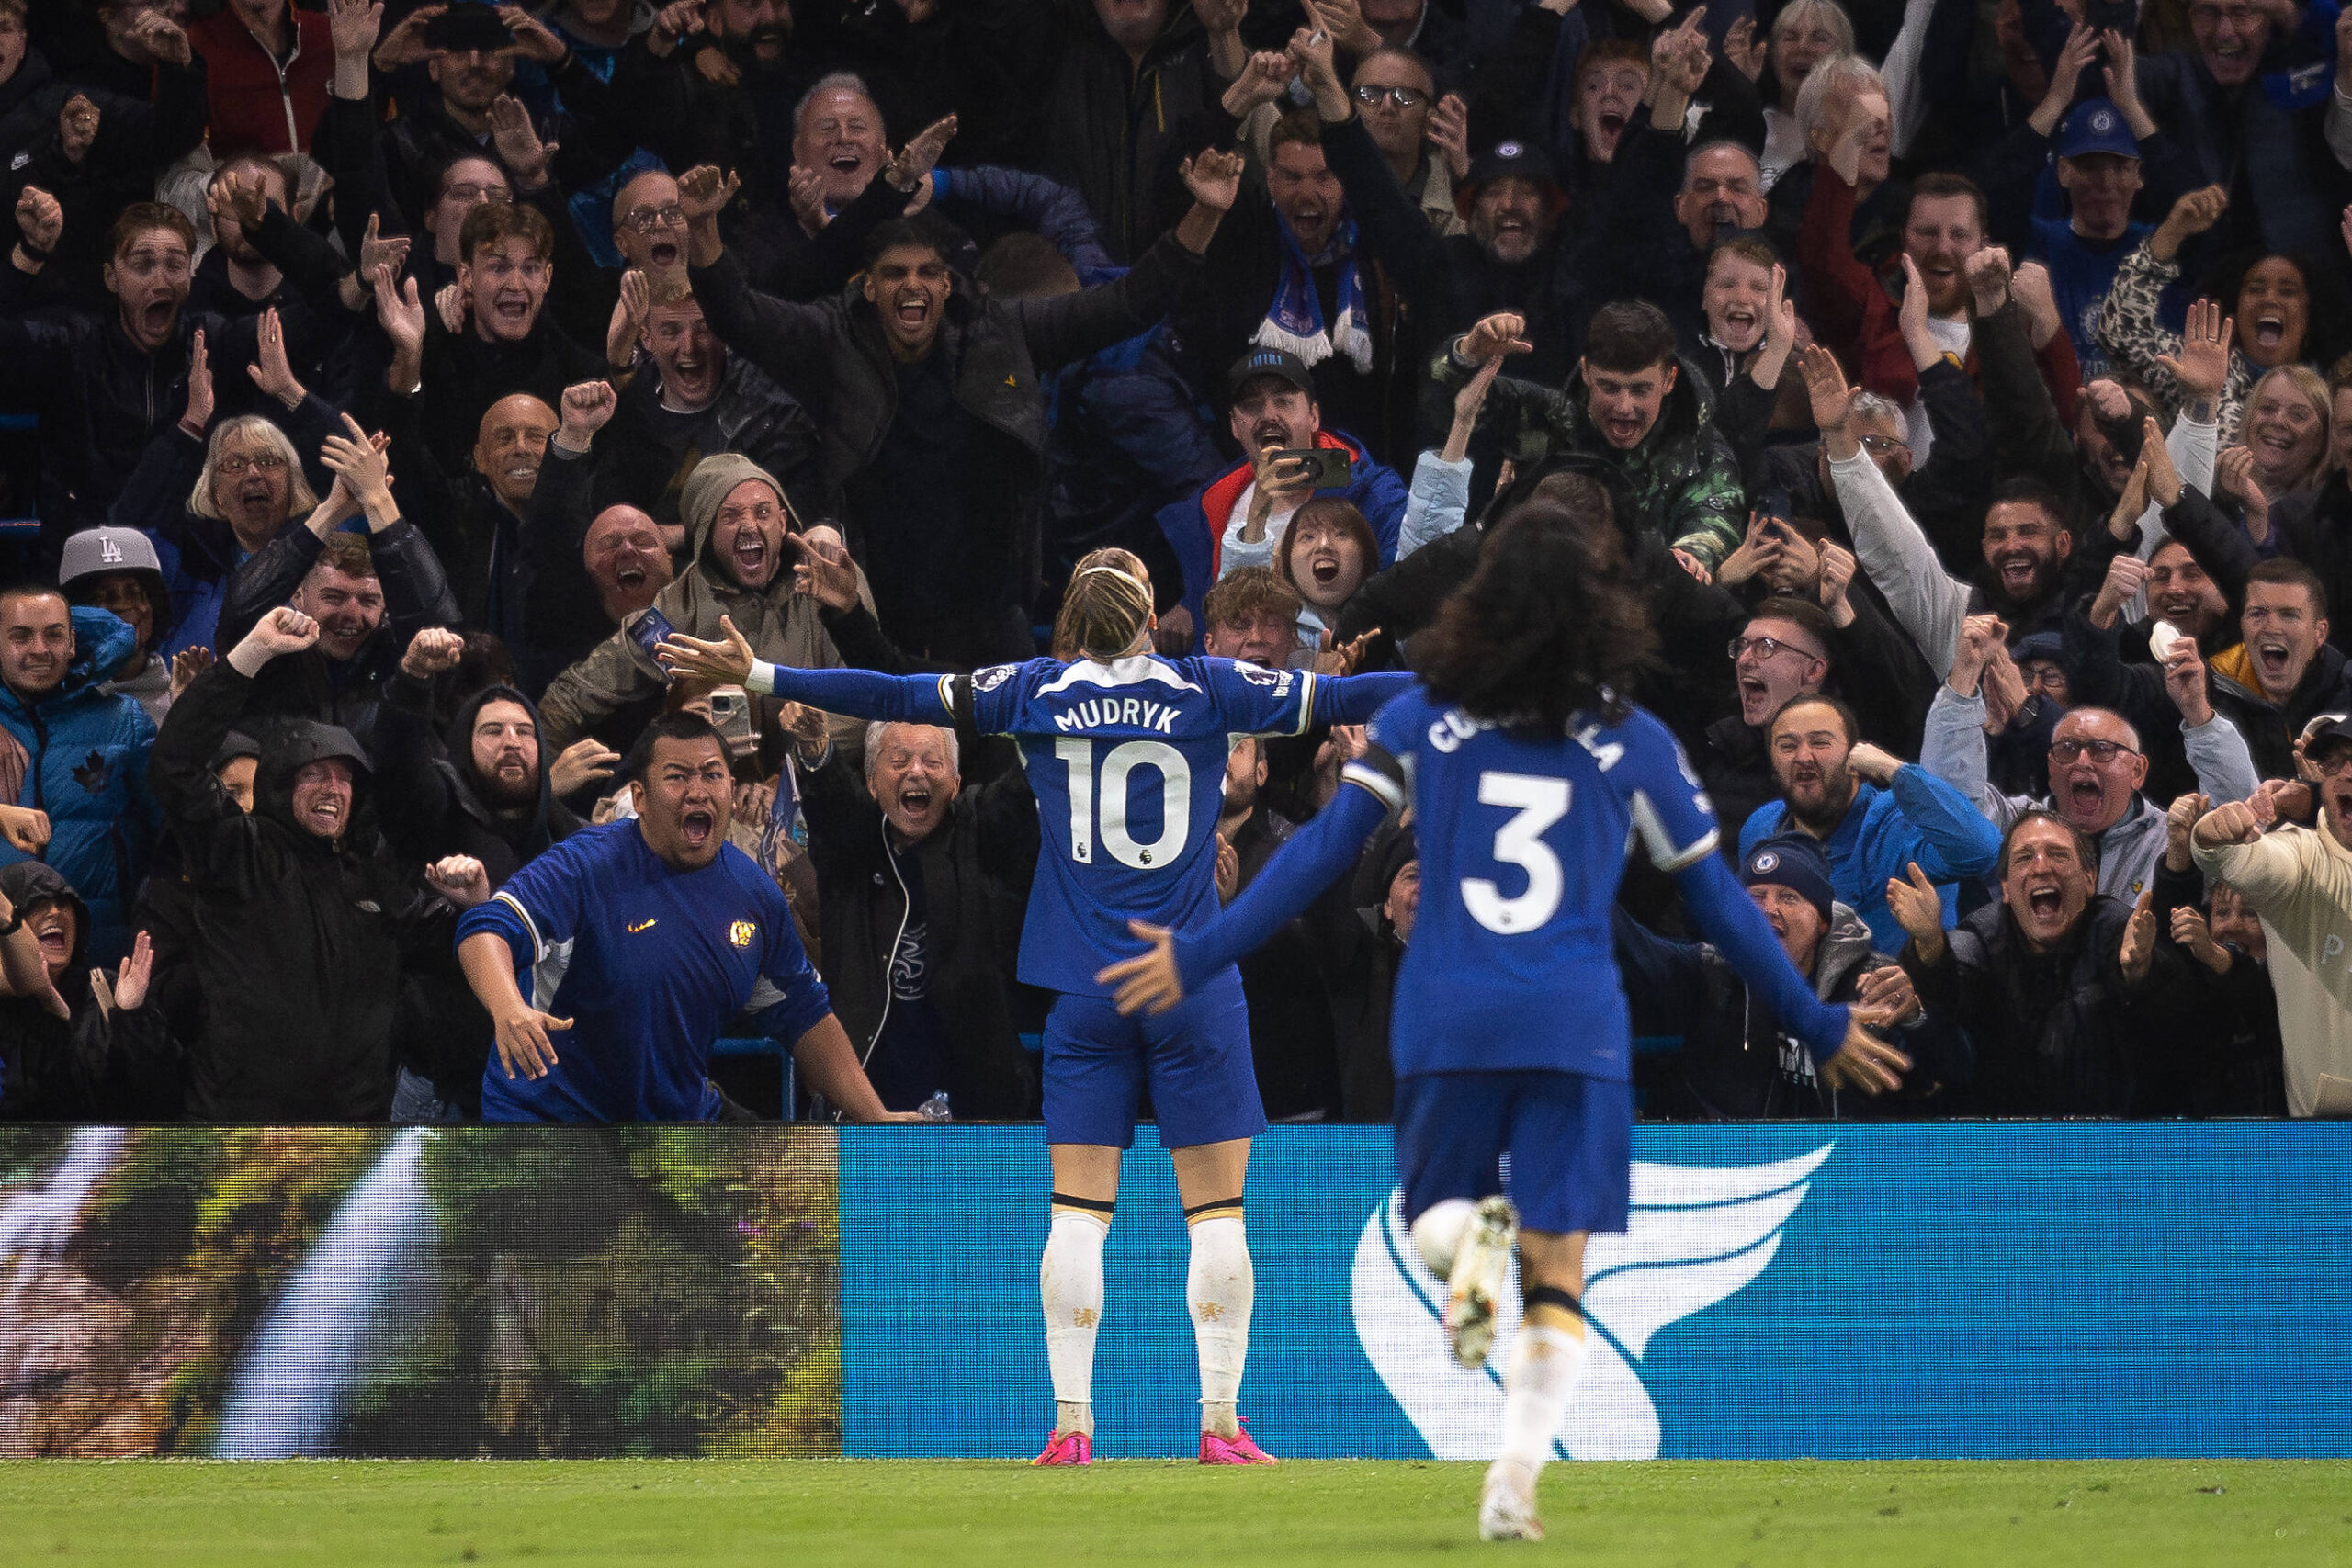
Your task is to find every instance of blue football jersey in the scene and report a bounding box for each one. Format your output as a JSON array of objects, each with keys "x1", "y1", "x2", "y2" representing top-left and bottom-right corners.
[
  {"x1": 1348, "y1": 689, "x2": 1721, "y2": 1081},
  {"x1": 964, "y1": 652, "x2": 1322, "y2": 994}
]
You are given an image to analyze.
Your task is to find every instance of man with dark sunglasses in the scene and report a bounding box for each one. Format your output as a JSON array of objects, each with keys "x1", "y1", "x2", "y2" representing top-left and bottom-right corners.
[{"x1": 1927, "y1": 612, "x2": 2257, "y2": 900}]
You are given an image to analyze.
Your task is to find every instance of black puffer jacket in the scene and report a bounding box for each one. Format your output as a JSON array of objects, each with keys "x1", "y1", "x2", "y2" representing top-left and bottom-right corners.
[
  {"x1": 799, "y1": 743, "x2": 1040, "y2": 1118},
  {"x1": 151, "y1": 661, "x2": 455, "y2": 1120},
  {"x1": 1905, "y1": 894, "x2": 2177, "y2": 1116},
  {"x1": 0, "y1": 862, "x2": 174, "y2": 1119}
]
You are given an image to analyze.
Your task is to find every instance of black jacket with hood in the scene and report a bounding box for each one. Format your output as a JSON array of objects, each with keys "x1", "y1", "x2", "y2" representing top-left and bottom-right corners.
[
  {"x1": 0, "y1": 862, "x2": 175, "y2": 1119},
  {"x1": 151, "y1": 661, "x2": 457, "y2": 1120},
  {"x1": 376, "y1": 681, "x2": 584, "y2": 887}
]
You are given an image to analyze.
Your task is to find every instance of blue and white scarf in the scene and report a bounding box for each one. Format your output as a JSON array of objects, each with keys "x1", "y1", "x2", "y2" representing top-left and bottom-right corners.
[{"x1": 1254, "y1": 213, "x2": 1373, "y2": 374}]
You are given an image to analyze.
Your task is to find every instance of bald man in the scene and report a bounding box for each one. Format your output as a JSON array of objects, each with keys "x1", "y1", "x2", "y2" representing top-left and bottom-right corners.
[{"x1": 420, "y1": 393, "x2": 562, "y2": 650}]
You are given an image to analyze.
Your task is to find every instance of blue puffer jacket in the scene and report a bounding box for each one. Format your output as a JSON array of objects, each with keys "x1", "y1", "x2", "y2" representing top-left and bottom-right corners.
[{"x1": 0, "y1": 606, "x2": 163, "y2": 964}]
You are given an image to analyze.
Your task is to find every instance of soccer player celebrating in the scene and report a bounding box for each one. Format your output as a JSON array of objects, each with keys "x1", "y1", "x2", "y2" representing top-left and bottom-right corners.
[
  {"x1": 1099, "y1": 498, "x2": 1908, "y2": 1540},
  {"x1": 454, "y1": 711, "x2": 910, "y2": 1124},
  {"x1": 656, "y1": 567, "x2": 1411, "y2": 1465}
]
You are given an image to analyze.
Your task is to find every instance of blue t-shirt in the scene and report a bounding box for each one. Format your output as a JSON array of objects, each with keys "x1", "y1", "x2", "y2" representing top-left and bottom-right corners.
[
  {"x1": 458, "y1": 821, "x2": 832, "y2": 1122},
  {"x1": 966, "y1": 653, "x2": 1323, "y2": 994},
  {"x1": 1351, "y1": 691, "x2": 1721, "y2": 1082},
  {"x1": 2030, "y1": 216, "x2": 2151, "y2": 382}
]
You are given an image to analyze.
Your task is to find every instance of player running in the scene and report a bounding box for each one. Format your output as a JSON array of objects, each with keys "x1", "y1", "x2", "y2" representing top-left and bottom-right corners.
[
  {"x1": 1099, "y1": 496, "x2": 1908, "y2": 1539},
  {"x1": 656, "y1": 563, "x2": 1411, "y2": 1466}
]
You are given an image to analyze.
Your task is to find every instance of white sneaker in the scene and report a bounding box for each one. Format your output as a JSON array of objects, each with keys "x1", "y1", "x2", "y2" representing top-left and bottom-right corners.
[
  {"x1": 1443, "y1": 1195, "x2": 1518, "y2": 1369},
  {"x1": 1478, "y1": 1460, "x2": 1544, "y2": 1542}
]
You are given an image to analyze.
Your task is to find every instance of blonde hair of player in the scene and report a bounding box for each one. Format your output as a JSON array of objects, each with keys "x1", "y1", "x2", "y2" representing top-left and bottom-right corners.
[{"x1": 1051, "y1": 549, "x2": 1157, "y2": 661}]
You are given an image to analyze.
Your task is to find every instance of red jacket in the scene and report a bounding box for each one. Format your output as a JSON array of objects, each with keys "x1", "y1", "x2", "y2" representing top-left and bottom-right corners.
[
  {"x1": 1798, "y1": 165, "x2": 2080, "y2": 429},
  {"x1": 189, "y1": 6, "x2": 334, "y2": 155}
]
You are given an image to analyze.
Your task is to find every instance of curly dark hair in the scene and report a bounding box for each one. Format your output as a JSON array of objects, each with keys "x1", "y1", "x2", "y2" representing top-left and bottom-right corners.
[{"x1": 1412, "y1": 495, "x2": 1657, "y2": 731}]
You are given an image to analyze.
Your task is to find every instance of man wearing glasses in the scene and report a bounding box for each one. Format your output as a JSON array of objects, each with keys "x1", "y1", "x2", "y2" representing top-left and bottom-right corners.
[
  {"x1": 2191, "y1": 717, "x2": 2352, "y2": 1115},
  {"x1": 1927, "y1": 612, "x2": 2257, "y2": 902}
]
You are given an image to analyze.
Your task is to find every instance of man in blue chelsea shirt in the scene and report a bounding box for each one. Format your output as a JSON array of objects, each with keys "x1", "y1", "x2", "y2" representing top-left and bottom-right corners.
[{"x1": 456, "y1": 710, "x2": 908, "y2": 1122}]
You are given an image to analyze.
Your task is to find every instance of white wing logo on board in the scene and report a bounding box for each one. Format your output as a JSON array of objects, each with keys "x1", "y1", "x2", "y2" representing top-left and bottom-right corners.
[{"x1": 1350, "y1": 1144, "x2": 1831, "y2": 1461}]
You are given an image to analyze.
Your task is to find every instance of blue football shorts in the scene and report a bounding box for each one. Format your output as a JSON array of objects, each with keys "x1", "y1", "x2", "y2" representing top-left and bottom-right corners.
[
  {"x1": 1041, "y1": 968, "x2": 1265, "y2": 1150},
  {"x1": 1393, "y1": 1069, "x2": 1634, "y2": 1235}
]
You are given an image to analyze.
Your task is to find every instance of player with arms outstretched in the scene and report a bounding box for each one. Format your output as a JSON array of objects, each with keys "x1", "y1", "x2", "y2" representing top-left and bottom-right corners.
[
  {"x1": 1101, "y1": 498, "x2": 1907, "y2": 1539},
  {"x1": 657, "y1": 564, "x2": 1410, "y2": 1465}
]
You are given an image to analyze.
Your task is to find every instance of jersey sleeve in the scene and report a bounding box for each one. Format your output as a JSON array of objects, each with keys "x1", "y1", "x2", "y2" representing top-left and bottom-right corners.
[
  {"x1": 957, "y1": 660, "x2": 1040, "y2": 738},
  {"x1": 1603, "y1": 707, "x2": 1722, "y2": 872},
  {"x1": 1342, "y1": 689, "x2": 1423, "y2": 815},
  {"x1": 1201, "y1": 657, "x2": 1319, "y2": 737},
  {"x1": 479, "y1": 830, "x2": 593, "y2": 962},
  {"x1": 747, "y1": 870, "x2": 833, "y2": 1043}
]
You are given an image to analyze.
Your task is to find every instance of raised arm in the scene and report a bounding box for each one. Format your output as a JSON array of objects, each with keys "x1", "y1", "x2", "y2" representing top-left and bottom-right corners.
[
  {"x1": 1671, "y1": 850, "x2": 1906, "y2": 1091},
  {"x1": 1101, "y1": 772, "x2": 1392, "y2": 1014},
  {"x1": 658, "y1": 614, "x2": 958, "y2": 724}
]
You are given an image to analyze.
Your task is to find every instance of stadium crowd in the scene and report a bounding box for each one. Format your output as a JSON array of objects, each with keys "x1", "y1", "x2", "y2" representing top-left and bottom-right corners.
[{"x1": 0, "y1": 0, "x2": 2347, "y2": 1124}]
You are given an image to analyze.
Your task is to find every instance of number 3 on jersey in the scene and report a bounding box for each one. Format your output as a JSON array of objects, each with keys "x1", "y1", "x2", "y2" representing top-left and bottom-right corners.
[
  {"x1": 1463, "y1": 771, "x2": 1569, "y2": 934},
  {"x1": 1055, "y1": 739, "x2": 1192, "y2": 869}
]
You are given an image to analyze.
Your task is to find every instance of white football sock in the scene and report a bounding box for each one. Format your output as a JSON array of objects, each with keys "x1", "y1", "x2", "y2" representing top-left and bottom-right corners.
[
  {"x1": 1497, "y1": 1323, "x2": 1586, "y2": 1474},
  {"x1": 1410, "y1": 1198, "x2": 1477, "y2": 1279},
  {"x1": 1040, "y1": 1209, "x2": 1109, "y2": 1436},
  {"x1": 1187, "y1": 1212, "x2": 1253, "y2": 1437}
]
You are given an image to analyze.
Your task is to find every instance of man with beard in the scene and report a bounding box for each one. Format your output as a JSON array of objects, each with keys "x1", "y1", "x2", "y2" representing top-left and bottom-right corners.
[
  {"x1": 1804, "y1": 342, "x2": 2118, "y2": 674},
  {"x1": 217, "y1": 427, "x2": 462, "y2": 756},
  {"x1": 591, "y1": 288, "x2": 826, "y2": 530},
  {"x1": 2067, "y1": 538, "x2": 2252, "y2": 801},
  {"x1": 189, "y1": 156, "x2": 302, "y2": 319},
  {"x1": 0, "y1": 587, "x2": 159, "y2": 965},
  {"x1": 659, "y1": 0, "x2": 822, "y2": 250},
  {"x1": 1160, "y1": 350, "x2": 1408, "y2": 644},
  {"x1": 153, "y1": 606, "x2": 475, "y2": 1120},
  {"x1": 1620, "y1": 832, "x2": 1952, "y2": 1119},
  {"x1": 1929, "y1": 614, "x2": 2256, "y2": 902},
  {"x1": 1701, "y1": 600, "x2": 1840, "y2": 849},
  {"x1": 538, "y1": 451, "x2": 855, "y2": 750},
  {"x1": 3, "y1": 200, "x2": 322, "y2": 551},
  {"x1": 373, "y1": 627, "x2": 587, "y2": 1119},
  {"x1": 2191, "y1": 721, "x2": 2352, "y2": 1116},
  {"x1": 798, "y1": 716, "x2": 1039, "y2": 1117},
  {"x1": 456, "y1": 709, "x2": 911, "y2": 1122},
  {"x1": 1311, "y1": 35, "x2": 1577, "y2": 395},
  {"x1": 1894, "y1": 808, "x2": 2173, "y2": 1114},
  {"x1": 1739, "y1": 694, "x2": 2003, "y2": 953},
  {"x1": 685, "y1": 146, "x2": 1243, "y2": 665}
]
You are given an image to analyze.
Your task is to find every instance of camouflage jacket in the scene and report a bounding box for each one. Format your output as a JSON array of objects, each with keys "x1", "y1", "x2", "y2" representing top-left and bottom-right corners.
[{"x1": 1430, "y1": 347, "x2": 1747, "y2": 567}]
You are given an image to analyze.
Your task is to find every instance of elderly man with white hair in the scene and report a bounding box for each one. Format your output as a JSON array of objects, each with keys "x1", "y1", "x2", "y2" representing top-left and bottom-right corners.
[{"x1": 793, "y1": 706, "x2": 1042, "y2": 1119}]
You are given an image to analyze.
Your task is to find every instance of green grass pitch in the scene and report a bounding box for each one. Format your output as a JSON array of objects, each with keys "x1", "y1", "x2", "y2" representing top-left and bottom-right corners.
[{"x1": 4, "y1": 1460, "x2": 2350, "y2": 1566}]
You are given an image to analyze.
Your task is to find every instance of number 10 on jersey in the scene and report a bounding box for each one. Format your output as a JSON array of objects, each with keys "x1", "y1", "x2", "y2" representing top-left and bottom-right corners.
[{"x1": 1056, "y1": 739, "x2": 1193, "y2": 869}]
